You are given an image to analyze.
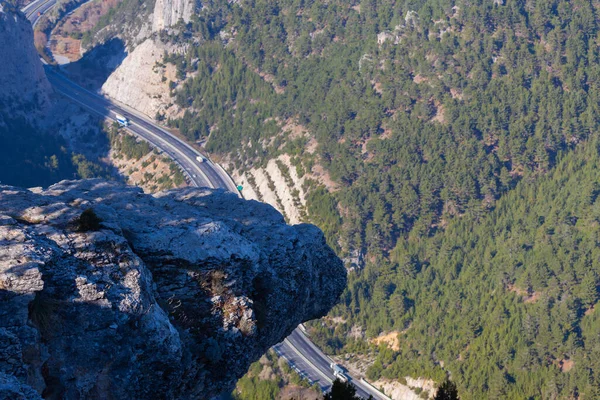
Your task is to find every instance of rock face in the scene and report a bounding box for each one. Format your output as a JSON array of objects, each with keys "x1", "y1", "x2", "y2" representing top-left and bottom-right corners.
[
  {"x1": 373, "y1": 378, "x2": 438, "y2": 400},
  {"x1": 101, "y1": 39, "x2": 179, "y2": 118},
  {"x1": 0, "y1": 4, "x2": 51, "y2": 116},
  {"x1": 233, "y1": 155, "x2": 309, "y2": 225},
  {"x1": 152, "y1": 0, "x2": 198, "y2": 32},
  {"x1": 101, "y1": 0, "x2": 198, "y2": 117},
  {"x1": 0, "y1": 180, "x2": 345, "y2": 399}
]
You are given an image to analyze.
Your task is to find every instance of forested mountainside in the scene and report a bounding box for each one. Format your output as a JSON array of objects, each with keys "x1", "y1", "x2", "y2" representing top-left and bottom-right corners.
[
  {"x1": 164, "y1": 0, "x2": 600, "y2": 251},
  {"x1": 321, "y1": 139, "x2": 600, "y2": 399},
  {"x1": 81, "y1": 0, "x2": 600, "y2": 397}
]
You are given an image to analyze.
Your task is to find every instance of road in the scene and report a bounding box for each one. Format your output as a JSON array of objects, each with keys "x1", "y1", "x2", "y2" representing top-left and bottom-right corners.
[
  {"x1": 23, "y1": 2, "x2": 389, "y2": 399},
  {"x1": 22, "y1": 0, "x2": 57, "y2": 26},
  {"x1": 46, "y1": 68, "x2": 238, "y2": 191},
  {"x1": 275, "y1": 330, "x2": 390, "y2": 399}
]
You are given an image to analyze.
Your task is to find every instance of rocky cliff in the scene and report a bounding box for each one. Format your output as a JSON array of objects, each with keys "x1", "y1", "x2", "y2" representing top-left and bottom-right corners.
[
  {"x1": 0, "y1": 180, "x2": 345, "y2": 399},
  {"x1": 0, "y1": 4, "x2": 51, "y2": 117},
  {"x1": 152, "y1": 0, "x2": 197, "y2": 31},
  {"x1": 101, "y1": 39, "x2": 181, "y2": 118},
  {"x1": 100, "y1": 0, "x2": 197, "y2": 118}
]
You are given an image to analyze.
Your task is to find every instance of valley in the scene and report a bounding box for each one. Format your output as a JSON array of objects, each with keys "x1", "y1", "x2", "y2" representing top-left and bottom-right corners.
[
  {"x1": 22, "y1": 1, "x2": 387, "y2": 398},
  {"x1": 4, "y1": 0, "x2": 600, "y2": 398}
]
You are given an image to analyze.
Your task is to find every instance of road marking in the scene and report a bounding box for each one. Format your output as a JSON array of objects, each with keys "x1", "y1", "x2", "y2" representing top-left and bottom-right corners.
[
  {"x1": 48, "y1": 72, "x2": 217, "y2": 188},
  {"x1": 50, "y1": 84, "x2": 214, "y2": 188},
  {"x1": 283, "y1": 339, "x2": 333, "y2": 385}
]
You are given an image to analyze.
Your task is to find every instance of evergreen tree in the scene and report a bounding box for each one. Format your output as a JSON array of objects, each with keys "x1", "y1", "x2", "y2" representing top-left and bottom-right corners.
[
  {"x1": 324, "y1": 379, "x2": 373, "y2": 400},
  {"x1": 435, "y1": 380, "x2": 459, "y2": 400}
]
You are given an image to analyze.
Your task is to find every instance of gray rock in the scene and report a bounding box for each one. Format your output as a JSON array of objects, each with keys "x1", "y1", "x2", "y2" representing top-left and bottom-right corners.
[
  {"x1": 0, "y1": 180, "x2": 346, "y2": 399},
  {"x1": 0, "y1": 373, "x2": 41, "y2": 400},
  {"x1": 152, "y1": 0, "x2": 199, "y2": 32},
  {"x1": 0, "y1": 6, "x2": 51, "y2": 119}
]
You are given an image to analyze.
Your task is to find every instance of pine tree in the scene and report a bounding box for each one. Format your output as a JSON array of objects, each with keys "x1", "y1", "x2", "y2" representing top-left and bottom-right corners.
[
  {"x1": 580, "y1": 272, "x2": 598, "y2": 308},
  {"x1": 434, "y1": 380, "x2": 459, "y2": 400},
  {"x1": 324, "y1": 379, "x2": 373, "y2": 400}
]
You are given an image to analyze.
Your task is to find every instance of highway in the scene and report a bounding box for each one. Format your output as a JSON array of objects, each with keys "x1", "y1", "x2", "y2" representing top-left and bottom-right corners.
[
  {"x1": 22, "y1": 0, "x2": 57, "y2": 26},
  {"x1": 276, "y1": 329, "x2": 389, "y2": 399},
  {"x1": 46, "y1": 68, "x2": 238, "y2": 191},
  {"x1": 23, "y1": 1, "x2": 389, "y2": 398}
]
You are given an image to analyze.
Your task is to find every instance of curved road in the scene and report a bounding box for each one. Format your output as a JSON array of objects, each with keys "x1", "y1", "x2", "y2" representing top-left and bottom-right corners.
[
  {"x1": 46, "y1": 68, "x2": 238, "y2": 192},
  {"x1": 23, "y1": 1, "x2": 389, "y2": 398},
  {"x1": 22, "y1": 0, "x2": 57, "y2": 26}
]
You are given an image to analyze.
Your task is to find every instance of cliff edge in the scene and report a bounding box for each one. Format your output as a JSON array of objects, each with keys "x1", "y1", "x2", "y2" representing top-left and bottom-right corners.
[
  {"x1": 0, "y1": 180, "x2": 345, "y2": 399},
  {"x1": 152, "y1": 0, "x2": 198, "y2": 32},
  {"x1": 0, "y1": 4, "x2": 51, "y2": 116}
]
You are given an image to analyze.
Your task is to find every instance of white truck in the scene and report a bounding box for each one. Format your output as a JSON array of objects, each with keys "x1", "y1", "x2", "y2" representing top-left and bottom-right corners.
[
  {"x1": 115, "y1": 114, "x2": 130, "y2": 127},
  {"x1": 330, "y1": 363, "x2": 348, "y2": 382}
]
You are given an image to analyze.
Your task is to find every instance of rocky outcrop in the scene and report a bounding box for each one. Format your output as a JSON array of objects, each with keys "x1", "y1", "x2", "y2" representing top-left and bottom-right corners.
[
  {"x1": 0, "y1": 4, "x2": 51, "y2": 117},
  {"x1": 100, "y1": 0, "x2": 198, "y2": 117},
  {"x1": 373, "y1": 378, "x2": 438, "y2": 400},
  {"x1": 101, "y1": 39, "x2": 179, "y2": 118},
  {"x1": 152, "y1": 0, "x2": 198, "y2": 32},
  {"x1": 0, "y1": 180, "x2": 345, "y2": 399}
]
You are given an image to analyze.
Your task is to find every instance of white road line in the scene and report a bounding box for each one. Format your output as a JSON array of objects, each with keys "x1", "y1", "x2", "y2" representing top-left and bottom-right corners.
[
  {"x1": 283, "y1": 339, "x2": 333, "y2": 385},
  {"x1": 51, "y1": 85, "x2": 214, "y2": 188},
  {"x1": 49, "y1": 72, "x2": 217, "y2": 188}
]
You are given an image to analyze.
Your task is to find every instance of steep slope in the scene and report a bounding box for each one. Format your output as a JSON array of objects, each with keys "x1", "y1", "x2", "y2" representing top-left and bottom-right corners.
[
  {"x1": 0, "y1": 179, "x2": 345, "y2": 399},
  {"x1": 329, "y1": 139, "x2": 600, "y2": 399},
  {"x1": 152, "y1": 0, "x2": 197, "y2": 31},
  {"x1": 0, "y1": 3, "x2": 51, "y2": 118},
  {"x1": 0, "y1": 5, "x2": 86, "y2": 187},
  {"x1": 100, "y1": 0, "x2": 191, "y2": 119},
  {"x1": 71, "y1": 0, "x2": 600, "y2": 396}
]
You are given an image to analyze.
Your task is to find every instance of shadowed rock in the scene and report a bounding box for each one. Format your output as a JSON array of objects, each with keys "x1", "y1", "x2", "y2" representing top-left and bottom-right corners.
[
  {"x1": 0, "y1": 5, "x2": 51, "y2": 120},
  {"x1": 0, "y1": 180, "x2": 346, "y2": 399}
]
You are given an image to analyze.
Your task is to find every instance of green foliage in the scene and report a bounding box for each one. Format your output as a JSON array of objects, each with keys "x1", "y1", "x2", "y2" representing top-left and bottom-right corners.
[
  {"x1": 160, "y1": 0, "x2": 600, "y2": 258},
  {"x1": 0, "y1": 115, "x2": 87, "y2": 186},
  {"x1": 168, "y1": 162, "x2": 186, "y2": 187},
  {"x1": 108, "y1": 126, "x2": 152, "y2": 160},
  {"x1": 81, "y1": 0, "x2": 147, "y2": 48},
  {"x1": 306, "y1": 187, "x2": 342, "y2": 253},
  {"x1": 170, "y1": 41, "x2": 278, "y2": 153},
  {"x1": 435, "y1": 380, "x2": 459, "y2": 400},
  {"x1": 232, "y1": 350, "x2": 319, "y2": 400},
  {"x1": 234, "y1": 376, "x2": 280, "y2": 400},
  {"x1": 91, "y1": 0, "x2": 600, "y2": 397},
  {"x1": 72, "y1": 153, "x2": 111, "y2": 179},
  {"x1": 321, "y1": 138, "x2": 600, "y2": 399}
]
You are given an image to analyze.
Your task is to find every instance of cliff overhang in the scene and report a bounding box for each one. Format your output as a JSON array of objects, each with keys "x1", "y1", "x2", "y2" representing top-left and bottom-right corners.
[{"x1": 0, "y1": 180, "x2": 346, "y2": 399}]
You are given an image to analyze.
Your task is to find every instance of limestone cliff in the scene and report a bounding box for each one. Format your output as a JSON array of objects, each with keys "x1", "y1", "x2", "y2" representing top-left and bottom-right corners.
[
  {"x1": 152, "y1": 0, "x2": 198, "y2": 32},
  {"x1": 0, "y1": 180, "x2": 345, "y2": 399},
  {"x1": 101, "y1": 39, "x2": 180, "y2": 118},
  {"x1": 100, "y1": 0, "x2": 197, "y2": 118},
  {"x1": 0, "y1": 4, "x2": 51, "y2": 117}
]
